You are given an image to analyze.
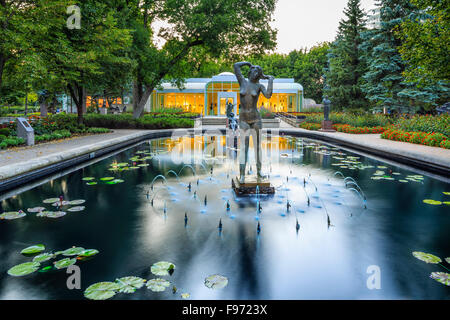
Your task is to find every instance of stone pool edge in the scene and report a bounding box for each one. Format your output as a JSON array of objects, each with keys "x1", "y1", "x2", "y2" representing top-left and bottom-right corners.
[
  {"x1": 0, "y1": 127, "x2": 449, "y2": 194},
  {"x1": 280, "y1": 128, "x2": 450, "y2": 178}
]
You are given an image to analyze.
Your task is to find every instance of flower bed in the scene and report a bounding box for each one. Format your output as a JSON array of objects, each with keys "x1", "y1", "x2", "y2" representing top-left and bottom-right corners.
[
  {"x1": 381, "y1": 129, "x2": 449, "y2": 149},
  {"x1": 299, "y1": 122, "x2": 321, "y2": 130},
  {"x1": 333, "y1": 124, "x2": 386, "y2": 134}
]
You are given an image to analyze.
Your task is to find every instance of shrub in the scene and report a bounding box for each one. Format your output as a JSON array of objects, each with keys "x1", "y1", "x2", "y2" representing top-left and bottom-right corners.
[
  {"x1": 0, "y1": 128, "x2": 10, "y2": 136},
  {"x1": 333, "y1": 124, "x2": 386, "y2": 134},
  {"x1": 0, "y1": 136, "x2": 25, "y2": 148},
  {"x1": 0, "y1": 134, "x2": 6, "y2": 142},
  {"x1": 381, "y1": 129, "x2": 449, "y2": 149},
  {"x1": 86, "y1": 127, "x2": 111, "y2": 134},
  {"x1": 300, "y1": 122, "x2": 321, "y2": 130}
]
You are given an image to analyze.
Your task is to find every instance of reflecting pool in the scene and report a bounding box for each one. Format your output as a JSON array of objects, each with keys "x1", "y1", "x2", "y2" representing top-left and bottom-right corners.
[{"x1": 0, "y1": 135, "x2": 449, "y2": 299}]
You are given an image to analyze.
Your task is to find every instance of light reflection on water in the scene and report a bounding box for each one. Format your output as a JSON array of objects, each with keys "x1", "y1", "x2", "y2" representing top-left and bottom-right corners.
[{"x1": 0, "y1": 135, "x2": 449, "y2": 300}]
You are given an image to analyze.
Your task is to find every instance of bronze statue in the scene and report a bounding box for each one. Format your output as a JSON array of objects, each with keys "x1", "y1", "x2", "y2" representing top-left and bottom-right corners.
[{"x1": 234, "y1": 61, "x2": 274, "y2": 183}]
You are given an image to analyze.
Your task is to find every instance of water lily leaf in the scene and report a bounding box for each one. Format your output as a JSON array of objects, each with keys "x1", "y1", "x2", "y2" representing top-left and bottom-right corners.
[
  {"x1": 84, "y1": 282, "x2": 120, "y2": 300},
  {"x1": 78, "y1": 249, "x2": 99, "y2": 257},
  {"x1": 412, "y1": 251, "x2": 442, "y2": 264},
  {"x1": 443, "y1": 192, "x2": 450, "y2": 195},
  {"x1": 151, "y1": 261, "x2": 176, "y2": 276},
  {"x1": 106, "y1": 179, "x2": 124, "y2": 185},
  {"x1": 423, "y1": 199, "x2": 442, "y2": 205},
  {"x1": 204, "y1": 274, "x2": 228, "y2": 290},
  {"x1": 46, "y1": 211, "x2": 66, "y2": 218},
  {"x1": 100, "y1": 177, "x2": 114, "y2": 181},
  {"x1": 430, "y1": 272, "x2": 450, "y2": 286},
  {"x1": 8, "y1": 262, "x2": 40, "y2": 276},
  {"x1": 444, "y1": 202, "x2": 450, "y2": 205},
  {"x1": 51, "y1": 201, "x2": 70, "y2": 207},
  {"x1": 446, "y1": 258, "x2": 450, "y2": 264},
  {"x1": 0, "y1": 211, "x2": 26, "y2": 220},
  {"x1": 377, "y1": 166, "x2": 387, "y2": 169},
  {"x1": 146, "y1": 278, "x2": 170, "y2": 292},
  {"x1": 399, "y1": 180, "x2": 408, "y2": 183},
  {"x1": 62, "y1": 247, "x2": 85, "y2": 256},
  {"x1": 33, "y1": 253, "x2": 54, "y2": 263},
  {"x1": 67, "y1": 206, "x2": 85, "y2": 212},
  {"x1": 27, "y1": 207, "x2": 46, "y2": 213},
  {"x1": 43, "y1": 198, "x2": 60, "y2": 204},
  {"x1": 86, "y1": 182, "x2": 97, "y2": 186},
  {"x1": 54, "y1": 258, "x2": 76, "y2": 269},
  {"x1": 69, "y1": 200, "x2": 86, "y2": 205},
  {"x1": 129, "y1": 166, "x2": 139, "y2": 169},
  {"x1": 82, "y1": 177, "x2": 95, "y2": 181},
  {"x1": 137, "y1": 164, "x2": 149, "y2": 167},
  {"x1": 21, "y1": 244, "x2": 45, "y2": 255},
  {"x1": 116, "y1": 276, "x2": 146, "y2": 293},
  {"x1": 181, "y1": 293, "x2": 190, "y2": 299},
  {"x1": 39, "y1": 266, "x2": 55, "y2": 273}
]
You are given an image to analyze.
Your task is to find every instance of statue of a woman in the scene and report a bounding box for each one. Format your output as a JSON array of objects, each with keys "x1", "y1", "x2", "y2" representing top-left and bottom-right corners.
[{"x1": 234, "y1": 61, "x2": 274, "y2": 183}]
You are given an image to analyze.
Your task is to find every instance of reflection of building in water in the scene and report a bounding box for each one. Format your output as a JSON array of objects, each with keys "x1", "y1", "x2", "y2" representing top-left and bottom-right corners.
[{"x1": 146, "y1": 72, "x2": 303, "y2": 116}]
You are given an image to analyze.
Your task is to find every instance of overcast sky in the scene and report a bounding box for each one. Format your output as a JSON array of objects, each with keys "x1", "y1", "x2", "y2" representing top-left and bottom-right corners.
[{"x1": 271, "y1": 0, "x2": 376, "y2": 53}]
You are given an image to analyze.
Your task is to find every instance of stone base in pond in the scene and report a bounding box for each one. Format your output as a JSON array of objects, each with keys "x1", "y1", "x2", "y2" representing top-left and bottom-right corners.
[
  {"x1": 318, "y1": 120, "x2": 336, "y2": 132},
  {"x1": 232, "y1": 177, "x2": 275, "y2": 195}
]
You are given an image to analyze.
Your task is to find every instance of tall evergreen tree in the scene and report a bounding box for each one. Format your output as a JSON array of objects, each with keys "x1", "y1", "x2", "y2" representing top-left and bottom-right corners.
[
  {"x1": 360, "y1": 0, "x2": 444, "y2": 113},
  {"x1": 324, "y1": 0, "x2": 368, "y2": 110}
]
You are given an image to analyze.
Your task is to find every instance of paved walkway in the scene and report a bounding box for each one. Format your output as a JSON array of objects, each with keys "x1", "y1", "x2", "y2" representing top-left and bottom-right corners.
[{"x1": 0, "y1": 130, "x2": 143, "y2": 167}]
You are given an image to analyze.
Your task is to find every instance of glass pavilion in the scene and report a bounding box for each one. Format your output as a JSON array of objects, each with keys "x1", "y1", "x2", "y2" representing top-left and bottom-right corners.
[{"x1": 147, "y1": 72, "x2": 304, "y2": 116}]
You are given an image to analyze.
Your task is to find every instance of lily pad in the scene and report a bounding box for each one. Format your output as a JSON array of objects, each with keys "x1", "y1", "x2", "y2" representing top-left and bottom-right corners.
[
  {"x1": 204, "y1": 274, "x2": 228, "y2": 290},
  {"x1": 62, "y1": 247, "x2": 85, "y2": 256},
  {"x1": 82, "y1": 177, "x2": 95, "y2": 181},
  {"x1": 146, "y1": 278, "x2": 170, "y2": 292},
  {"x1": 443, "y1": 192, "x2": 450, "y2": 195},
  {"x1": 100, "y1": 177, "x2": 114, "y2": 181},
  {"x1": 86, "y1": 182, "x2": 97, "y2": 186},
  {"x1": 21, "y1": 244, "x2": 45, "y2": 255},
  {"x1": 78, "y1": 249, "x2": 99, "y2": 257},
  {"x1": 399, "y1": 180, "x2": 409, "y2": 183},
  {"x1": 33, "y1": 253, "x2": 54, "y2": 263},
  {"x1": 412, "y1": 251, "x2": 442, "y2": 264},
  {"x1": 181, "y1": 293, "x2": 190, "y2": 299},
  {"x1": 446, "y1": 258, "x2": 450, "y2": 264},
  {"x1": 27, "y1": 207, "x2": 46, "y2": 213},
  {"x1": 43, "y1": 198, "x2": 60, "y2": 204},
  {"x1": 46, "y1": 211, "x2": 66, "y2": 218},
  {"x1": 67, "y1": 206, "x2": 85, "y2": 212},
  {"x1": 68, "y1": 200, "x2": 86, "y2": 205},
  {"x1": 423, "y1": 199, "x2": 442, "y2": 205},
  {"x1": 0, "y1": 211, "x2": 26, "y2": 220},
  {"x1": 445, "y1": 202, "x2": 450, "y2": 206},
  {"x1": 54, "y1": 258, "x2": 76, "y2": 269},
  {"x1": 137, "y1": 164, "x2": 149, "y2": 167},
  {"x1": 151, "y1": 261, "x2": 176, "y2": 276},
  {"x1": 116, "y1": 276, "x2": 146, "y2": 293},
  {"x1": 84, "y1": 282, "x2": 120, "y2": 300},
  {"x1": 51, "y1": 200, "x2": 70, "y2": 207},
  {"x1": 106, "y1": 179, "x2": 124, "y2": 185},
  {"x1": 7, "y1": 262, "x2": 40, "y2": 276},
  {"x1": 36, "y1": 211, "x2": 53, "y2": 217},
  {"x1": 430, "y1": 272, "x2": 450, "y2": 286}
]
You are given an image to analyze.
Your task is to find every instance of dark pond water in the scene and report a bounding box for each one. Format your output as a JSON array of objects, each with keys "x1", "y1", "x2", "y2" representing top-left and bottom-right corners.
[{"x1": 0, "y1": 135, "x2": 449, "y2": 300}]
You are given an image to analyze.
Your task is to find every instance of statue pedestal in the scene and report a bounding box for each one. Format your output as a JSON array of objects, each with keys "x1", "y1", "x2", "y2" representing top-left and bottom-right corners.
[
  {"x1": 232, "y1": 177, "x2": 275, "y2": 196},
  {"x1": 319, "y1": 120, "x2": 336, "y2": 132}
]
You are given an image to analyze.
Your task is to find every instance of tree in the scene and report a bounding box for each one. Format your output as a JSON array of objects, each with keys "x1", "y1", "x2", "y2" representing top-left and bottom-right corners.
[
  {"x1": 360, "y1": 0, "x2": 445, "y2": 112},
  {"x1": 395, "y1": 0, "x2": 449, "y2": 86},
  {"x1": 293, "y1": 43, "x2": 330, "y2": 102},
  {"x1": 324, "y1": 0, "x2": 368, "y2": 110},
  {"x1": 130, "y1": 0, "x2": 277, "y2": 118}
]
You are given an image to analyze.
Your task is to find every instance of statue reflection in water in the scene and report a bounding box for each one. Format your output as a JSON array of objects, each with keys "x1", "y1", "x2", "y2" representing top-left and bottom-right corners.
[{"x1": 234, "y1": 61, "x2": 274, "y2": 183}]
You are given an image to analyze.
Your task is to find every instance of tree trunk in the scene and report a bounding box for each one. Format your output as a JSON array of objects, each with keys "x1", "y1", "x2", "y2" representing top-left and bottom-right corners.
[
  {"x1": 0, "y1": 54, "x2": 5, "y2": 90},
  {"x1": 67, "y1": 83, "x2": 85, "y2": 125},
  {"x1": 133, "y1": 85, "x2": 154, "y2": 119},
  {"x1": 24, "y1": 91, "x2": 28, "y2": 116}
]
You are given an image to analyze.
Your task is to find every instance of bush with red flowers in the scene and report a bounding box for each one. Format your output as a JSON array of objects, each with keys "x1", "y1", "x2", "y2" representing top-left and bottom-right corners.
[{"x1": 381, "y1": 129, "x2": 449, "y2": 149}]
